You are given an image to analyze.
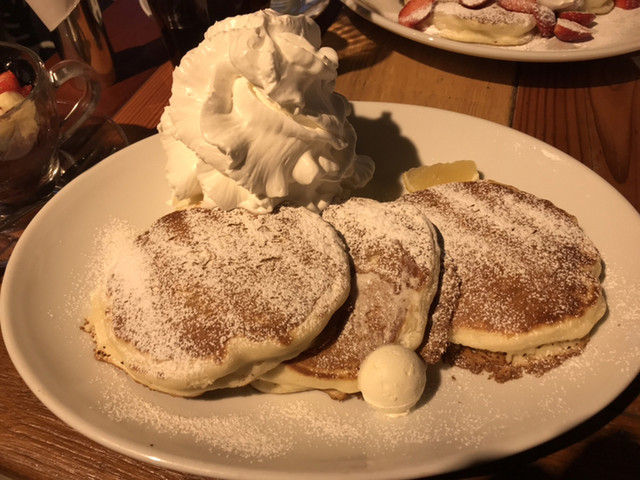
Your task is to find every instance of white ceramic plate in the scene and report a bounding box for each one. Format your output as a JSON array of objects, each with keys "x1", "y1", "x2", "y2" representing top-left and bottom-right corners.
[
  {"x1": 2, "y1": 102, "x2": 640, "y2": 479},
  {"x1": 341, "y1": 0, "x2": 640, "y2": 62}
]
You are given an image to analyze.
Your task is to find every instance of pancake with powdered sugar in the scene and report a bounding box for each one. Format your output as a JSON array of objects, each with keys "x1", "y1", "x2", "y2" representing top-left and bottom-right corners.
[
  {"x1": 253, "y1": 197, "x2": 442, "y2": 397},
  {"x1": 84, "y1": 206, "x2": 351, "y2": 397},
  {"x1": 431, "y1": 2, "x2": 537, "y2": 46},
  {"x1": 401, "y1": 180, "x2": 607, "y2": 382}
]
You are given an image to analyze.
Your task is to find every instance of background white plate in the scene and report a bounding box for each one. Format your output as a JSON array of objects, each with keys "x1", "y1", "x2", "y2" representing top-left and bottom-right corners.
[
  {"x1": 2, "y1": 102, "x2": 640, "y2": 479},
  {"x1": 341, "y1": 0, "x2": 640, "y2": 62}
]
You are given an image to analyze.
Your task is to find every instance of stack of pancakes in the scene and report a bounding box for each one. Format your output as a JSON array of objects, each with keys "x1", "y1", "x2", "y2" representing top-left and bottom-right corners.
[
  {"x1": 85, "y1": 179, "x2": 606, "y2": 397},
  {"x1": 254, "y1": 198, "x2": 442, "y2": 398}
]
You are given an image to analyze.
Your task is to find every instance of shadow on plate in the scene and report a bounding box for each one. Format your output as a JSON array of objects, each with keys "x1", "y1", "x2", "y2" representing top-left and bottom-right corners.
[{"x1": 350, "y1": 109, "x2": 422, "y2": 202}]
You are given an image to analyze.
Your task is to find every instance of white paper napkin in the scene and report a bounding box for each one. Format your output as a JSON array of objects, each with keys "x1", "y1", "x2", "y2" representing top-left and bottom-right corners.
[{"x1": 25, "y1": 0, "x2": 81, "y2": 31}]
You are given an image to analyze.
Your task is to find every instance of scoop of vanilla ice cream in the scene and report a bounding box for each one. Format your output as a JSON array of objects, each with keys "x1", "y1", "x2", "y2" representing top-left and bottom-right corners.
[
  {"x1": 357, "y1": 344, "x2": 427, "y2": 417},
  {"x1": 159, "y1": 9, "x2": 374, "y2": 213}
]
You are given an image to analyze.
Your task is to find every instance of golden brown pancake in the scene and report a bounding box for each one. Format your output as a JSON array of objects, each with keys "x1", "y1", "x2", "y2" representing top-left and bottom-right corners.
[
  {"x1": 84, "y1": 206, "x2": 351, "y2": 396},
  {"x1": 419, "y1": 255, "x2": 461, "y2": 365},
  {"x1": 431, "y1": 3, "x2": 537, "y2": 46},
  {"x1": 401, "y1": 180, "x2": 606, "y2": 381},
  {"x1": 254, "y1": 197, "x2": 441, "y2": 396}
]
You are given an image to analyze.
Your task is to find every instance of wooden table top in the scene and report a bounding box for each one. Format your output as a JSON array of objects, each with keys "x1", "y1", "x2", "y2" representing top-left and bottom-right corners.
[{"x1": 1, "y1": 1, "x2": 639, "y2": 479}]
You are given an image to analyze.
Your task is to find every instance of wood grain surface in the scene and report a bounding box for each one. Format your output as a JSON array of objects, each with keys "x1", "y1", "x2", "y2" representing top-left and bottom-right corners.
[
  {"x1": 514, "y1": 58, "x2": 640, "y2": 209},
  {"x1": 1, "y1": 2, "x2": 639, "y2": 479}
]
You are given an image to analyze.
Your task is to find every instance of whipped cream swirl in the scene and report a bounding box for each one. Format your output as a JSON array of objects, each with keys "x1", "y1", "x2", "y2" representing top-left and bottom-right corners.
[{"x1": 159, "y1": 9, "x2": 374, "y2": 213}]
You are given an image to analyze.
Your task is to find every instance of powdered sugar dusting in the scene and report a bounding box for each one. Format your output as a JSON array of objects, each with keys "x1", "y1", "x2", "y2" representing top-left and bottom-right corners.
[
  {"x1": 92, "y1": 371, "x2": 510, "y2": 461},
  {"x1": 271, "y1": 197, "x2": 440, "y2": 385},
  {"x1": 93, "y1": 324, "x2": 637, "y2": 469},
  {"x1": 103, "y1": 390, "x2": 294, "y2": 459},
  {"x1": 86, "y1": 206, "x2": 352, "y2": 394},
  {"x1": 402, "y1": 181, "x2": 603, "y2": 337},
  {"x1": 435, "y1": 2, "x2": 534, "y2": 27},
  {"x1": 324, "y1": 197, "x2": 439, "y2": 286},
  {"x1": 107, "y1": 207, "x2": 349, "y2": 357}
]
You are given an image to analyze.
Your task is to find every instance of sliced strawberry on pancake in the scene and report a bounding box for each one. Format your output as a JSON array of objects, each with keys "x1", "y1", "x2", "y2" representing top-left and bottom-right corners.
[
  {"x1": 614, "y1": 0, "x2": 640, "y2": 9},
  {"x1": 533, "y1": 4, "x2": 556, "y2": 38},
  {"x1": 554, "y1": 18, "x2": 593, "y2": 42},
  {"x1": 558, "y1": 11, "x2": 596, "y2": 26},
  {"x1": 399, "y1": 0, "x2": 435, "y2": 29},
  {"x1": 497, "y1": 0, "x2": 536, "y2": 13},
  {"x1": 498, "y1": 0, "x2": 556, "y2": 38}
]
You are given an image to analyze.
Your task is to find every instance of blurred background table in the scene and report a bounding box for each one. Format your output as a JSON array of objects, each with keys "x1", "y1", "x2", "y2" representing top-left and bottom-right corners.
[{"x1": 0, "y1": 1, "x2": 638, "y2": 479}]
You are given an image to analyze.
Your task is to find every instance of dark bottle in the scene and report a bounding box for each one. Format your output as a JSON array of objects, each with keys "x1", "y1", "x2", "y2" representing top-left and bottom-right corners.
[
  {"x1": 207, "y1": 0, "x2": 271, "y2": 21},
  {"x1": 147, "y1": 0, "x2": 270, "y2": 66}
]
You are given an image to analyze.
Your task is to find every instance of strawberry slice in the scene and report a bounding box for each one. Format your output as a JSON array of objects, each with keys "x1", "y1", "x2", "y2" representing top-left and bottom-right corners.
[
  {"x1": 497, "y1": 0, "x2": 536, "y2": 13},
  {"x1": 498, "y1": 0, "x2": 556, "y2": 38},
  {"x1": 614, "y1": 0, "x2": 640, "y2": 9},
  {"x1": 20, "y1": 84, "x2": 33, "y2": 97},
  {"x1": 554, "y1": 18, "x2": 593, "y2": 42},
  {"x1": 0, "y1": 71, "x2": 21, "y2": 95},
  {"x1": 558, "y1": 11, "x2": 596, "y2": 26},
  {"x1": 398, "y1": 0, "x2": 435, "y2": 30},
  {"x1": 533, "y1": 4, "x2": 556, "y2": 38}
]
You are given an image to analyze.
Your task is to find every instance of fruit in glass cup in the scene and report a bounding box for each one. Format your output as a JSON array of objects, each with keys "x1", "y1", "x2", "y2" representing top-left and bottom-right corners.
[
  {"x1": 0, "y1": 55, "x2": 59, "y2": 209},
  {"x1": 0, "y1": 60, "x2": 38, "y2": 159}
]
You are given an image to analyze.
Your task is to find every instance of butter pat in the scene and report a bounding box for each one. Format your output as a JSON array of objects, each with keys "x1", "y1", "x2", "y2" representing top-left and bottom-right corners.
[{"x1": 357, "y1": 344, "x2": 427, "y2": 417}]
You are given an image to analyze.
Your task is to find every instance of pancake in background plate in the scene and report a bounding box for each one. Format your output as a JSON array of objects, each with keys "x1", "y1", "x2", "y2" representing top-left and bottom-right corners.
[{"x1": 432, "y1": 2, "x2": 537, "y2": 46}]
